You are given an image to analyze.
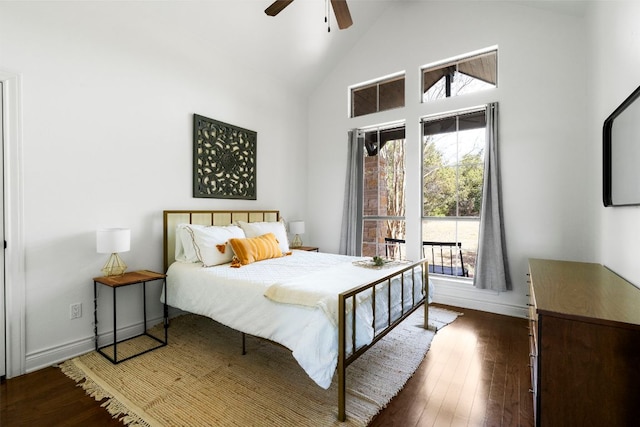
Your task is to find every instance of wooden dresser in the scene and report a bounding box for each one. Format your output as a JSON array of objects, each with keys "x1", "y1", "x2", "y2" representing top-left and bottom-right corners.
[{"x1": 528, "y1": 259, "x2": 640, "y2": 426}]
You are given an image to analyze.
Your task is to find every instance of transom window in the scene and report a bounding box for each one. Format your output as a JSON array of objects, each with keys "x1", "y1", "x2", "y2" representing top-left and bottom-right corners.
[
  {"x1": 351, "y1": 75, "x2": 405, "y2": 118},
  {"x1": 422, "y1": 50, "x2": 497, "y2": 102}
]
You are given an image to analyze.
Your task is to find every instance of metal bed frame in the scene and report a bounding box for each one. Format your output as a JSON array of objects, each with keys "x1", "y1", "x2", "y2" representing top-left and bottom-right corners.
[{"x1": 162, "y1": 209, "x2": 430, "y2": 421}]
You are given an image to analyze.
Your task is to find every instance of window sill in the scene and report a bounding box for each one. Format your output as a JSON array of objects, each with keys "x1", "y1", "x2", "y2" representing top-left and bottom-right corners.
[{"x1": 430, "y1": 274, "x2": 500, "y2": 296}]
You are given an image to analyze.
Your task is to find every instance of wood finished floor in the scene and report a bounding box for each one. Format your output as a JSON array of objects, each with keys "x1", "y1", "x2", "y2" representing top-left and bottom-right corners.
[{"x1": 0, "y1": 305, "x2": 533, "y2": 426}]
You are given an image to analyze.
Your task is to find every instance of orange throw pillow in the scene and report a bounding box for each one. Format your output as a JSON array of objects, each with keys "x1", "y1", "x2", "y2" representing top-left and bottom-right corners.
[{"x1": 229, "y1": 233, "x2": 283, "y2": 267}]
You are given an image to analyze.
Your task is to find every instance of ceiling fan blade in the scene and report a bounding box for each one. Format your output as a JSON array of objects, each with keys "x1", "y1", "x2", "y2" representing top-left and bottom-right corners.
[
  {"x1": 331, "y1": 0, "x2": 353, "y2": 29},
  {"x1": 265, "y1": 0, "x2": 295, "y2": 17}
]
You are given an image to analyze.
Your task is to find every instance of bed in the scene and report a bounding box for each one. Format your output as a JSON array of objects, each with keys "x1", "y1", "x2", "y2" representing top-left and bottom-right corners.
[{"x1": 162, "y1": 209, "x2": 430, "y2": 421}]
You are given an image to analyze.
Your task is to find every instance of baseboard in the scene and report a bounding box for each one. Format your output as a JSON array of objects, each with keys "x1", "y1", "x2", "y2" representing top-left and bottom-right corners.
[
  {"x1": 25, "y1": 315, "x2": 166, "y2": 373},
  {"x1": 431, "y1": 277, "x2": 528, "y2": 319}
]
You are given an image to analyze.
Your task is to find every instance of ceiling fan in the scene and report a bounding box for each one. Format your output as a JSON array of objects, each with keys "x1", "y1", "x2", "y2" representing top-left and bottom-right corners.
[{"x1": 265, "y1": 0, "x2": 353, "y2": 30}]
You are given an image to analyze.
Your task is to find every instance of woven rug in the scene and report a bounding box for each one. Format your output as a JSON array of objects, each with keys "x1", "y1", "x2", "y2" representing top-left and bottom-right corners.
[{"x1": 60, "y1": 306, "x2": 459, "y2": 427}]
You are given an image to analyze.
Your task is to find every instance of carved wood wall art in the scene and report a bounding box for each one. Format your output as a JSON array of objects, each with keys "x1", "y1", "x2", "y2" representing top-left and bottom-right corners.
[{"x1": 193, "y1": 114, "x2": 257, "y2": 199}]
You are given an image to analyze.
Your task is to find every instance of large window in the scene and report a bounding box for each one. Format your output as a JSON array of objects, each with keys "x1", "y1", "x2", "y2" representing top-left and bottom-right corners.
[
  {"x1": 422, "y1": 50, "x2": 497, "y2": 103},
  {"x1": 351, "y1": 74, "x2": 405, "y2": 118},
  {"x1": 360, "y1": 124, "x2": 406, "y2": 257},
  {"x1": 350, "y1": 48, "x2": 497, "y2": 279},
  {"x1": 422, "y1": 108, "x2": 486, "y2": 277}
]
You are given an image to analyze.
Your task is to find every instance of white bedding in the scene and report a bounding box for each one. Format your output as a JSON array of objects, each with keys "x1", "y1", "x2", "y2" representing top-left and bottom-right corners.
[{"x1": 164, "y1": 250, "x2": 427, "y2": 389}]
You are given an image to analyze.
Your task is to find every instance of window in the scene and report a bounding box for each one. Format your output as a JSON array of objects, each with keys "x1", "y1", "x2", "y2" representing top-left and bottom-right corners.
[
  {"x1": 422, "y1": 50, "x2": 497, "y2": 102},
  {"x1": 351, "y1": 75, "x2": 405, "y2": 118},
  {"x1": 349, "y1": 48, "x2": 497, "y2": 278},
  {"x1": 422, "y1": 108, "x2": 486, "y2": 277},
  {"x1": 360, "y1": 124, "x2": 406, "y2": 257}
]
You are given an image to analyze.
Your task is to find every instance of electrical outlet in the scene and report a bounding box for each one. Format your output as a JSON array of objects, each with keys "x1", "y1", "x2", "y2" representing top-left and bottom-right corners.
[{"x1": 70, "y1": 303, "x2": 82, "y2": 319}]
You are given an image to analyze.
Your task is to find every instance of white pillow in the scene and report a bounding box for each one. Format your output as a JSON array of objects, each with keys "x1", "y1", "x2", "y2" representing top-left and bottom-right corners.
[
  {"x1": 181, "y1": 224, "x2": 246, "y2": 266},
  {"x1": 237, "y1": 220, "x2": 290, "y2": 254},
  {"x1": 175, "y1": 224, "x2": 199, "y2": 262}
]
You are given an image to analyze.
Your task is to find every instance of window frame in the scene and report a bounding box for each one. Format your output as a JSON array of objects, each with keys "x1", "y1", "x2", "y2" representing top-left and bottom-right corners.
[
  {"x1": 348, "y1": 48, "x2": 498, "y2": 279},
  {"x1": 420, "y1": 106, "x2": 488, "y2": 278},
  {"x1": 358, "y1": 122, "x2": 407, "y2": 257}
]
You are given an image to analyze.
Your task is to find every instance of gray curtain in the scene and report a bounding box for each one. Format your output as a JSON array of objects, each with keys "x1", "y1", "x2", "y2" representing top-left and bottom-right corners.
[
  {"x1": 339, "y1": 130, "x2": 363, "y2": 256},
  {"x1": 474, "y1": 103, "x2": 511, "y2": 291}
]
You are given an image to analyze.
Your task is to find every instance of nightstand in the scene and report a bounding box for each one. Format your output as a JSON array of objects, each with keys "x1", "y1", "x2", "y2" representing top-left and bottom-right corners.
[
  {"x1": 93, "y1": 270, "x2": 168, "y2": 364},
  {"x1": 294, "y1": 246, "x2": 319, "y2": 252}
]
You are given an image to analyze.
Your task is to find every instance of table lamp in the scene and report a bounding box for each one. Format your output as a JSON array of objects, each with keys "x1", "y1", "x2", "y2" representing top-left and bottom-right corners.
[
  {"x1": 289, "y1": 221, "x2": 305, "y2": 248},
  {"x1": 96, "y1": 228, "x2": 130, "y2": 276}
]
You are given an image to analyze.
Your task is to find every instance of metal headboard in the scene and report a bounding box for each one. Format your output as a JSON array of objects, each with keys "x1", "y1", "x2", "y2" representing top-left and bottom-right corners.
[{"x1": 163, "y1": 210, "x2": 280, "y2": 272}]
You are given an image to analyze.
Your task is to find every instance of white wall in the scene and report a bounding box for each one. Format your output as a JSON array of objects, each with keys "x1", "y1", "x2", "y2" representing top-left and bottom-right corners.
[
  {"x1": 307, "y1": 1, "x2": 592, "y2": 316},
  {"x1": 588, "y1": 2, "x2": 640, "y2": 287},
  {"x1": 0, "y1": 2, "x2": 308, "y2": 372}
]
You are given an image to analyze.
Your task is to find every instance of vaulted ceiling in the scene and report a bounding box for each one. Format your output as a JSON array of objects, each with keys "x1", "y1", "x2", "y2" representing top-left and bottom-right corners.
[
  {"x1": 99, "y1": 0, "x2": 395, "y2": 95},
  {"x1": 95, "y1": 0, "x2": 586, "y2": 96}
]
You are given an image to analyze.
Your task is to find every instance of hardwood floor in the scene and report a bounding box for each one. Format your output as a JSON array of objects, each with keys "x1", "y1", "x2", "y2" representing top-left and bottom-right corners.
[
  {"x1": 0, "y1": 305, "x2": 533, "y2": 426},
  {"x1": 369, "y1": 306, "x2": 534, "y2": 427},
  {"x1": 0, "y1": 364, "x2": 122, "y2": 426}
]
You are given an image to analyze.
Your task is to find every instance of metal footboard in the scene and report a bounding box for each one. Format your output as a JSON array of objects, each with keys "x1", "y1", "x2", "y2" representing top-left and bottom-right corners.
[{"x1": 337, "y1": 258, "x2": 429, "y2": 421}]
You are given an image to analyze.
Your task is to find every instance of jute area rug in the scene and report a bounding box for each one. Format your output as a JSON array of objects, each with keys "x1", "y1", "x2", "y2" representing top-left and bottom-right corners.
[{"x1": 60, "y1": 307, "x2": 460, "y2": 427}]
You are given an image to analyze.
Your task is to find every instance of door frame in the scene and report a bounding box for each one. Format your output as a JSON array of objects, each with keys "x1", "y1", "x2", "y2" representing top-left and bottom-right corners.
[
  {"x1": 0, "y1": 70, "x2": 26, "y2": 378},
  {"x1": 0, "y1": 79, "x2": 4, "y2": 378}
]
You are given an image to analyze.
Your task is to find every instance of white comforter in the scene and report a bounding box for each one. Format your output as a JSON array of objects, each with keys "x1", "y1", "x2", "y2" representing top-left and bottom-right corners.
[{"x1": 164, "y1": 250, "x2": 426, "y2": 389}]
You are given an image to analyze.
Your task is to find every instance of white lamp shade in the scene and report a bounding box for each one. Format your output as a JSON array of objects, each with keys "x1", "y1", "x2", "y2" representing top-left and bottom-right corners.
[
  {"x1": 289, "y1": 221, "x2": 305, "y2": 235},
  {"x1": 96, "y1": 228, "x2": 131, "y2": 254}
]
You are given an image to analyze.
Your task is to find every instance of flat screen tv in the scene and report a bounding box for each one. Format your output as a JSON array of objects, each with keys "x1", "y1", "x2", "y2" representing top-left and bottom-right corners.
[{"x1": 603, "y1": 84, "x2": 640, "y2": 207}]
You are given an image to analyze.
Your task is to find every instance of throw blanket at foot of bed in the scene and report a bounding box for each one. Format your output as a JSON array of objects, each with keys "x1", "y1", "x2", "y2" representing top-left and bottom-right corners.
[{"x1": 264, "y1": 260, "x2": 420, "y2": 327}]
